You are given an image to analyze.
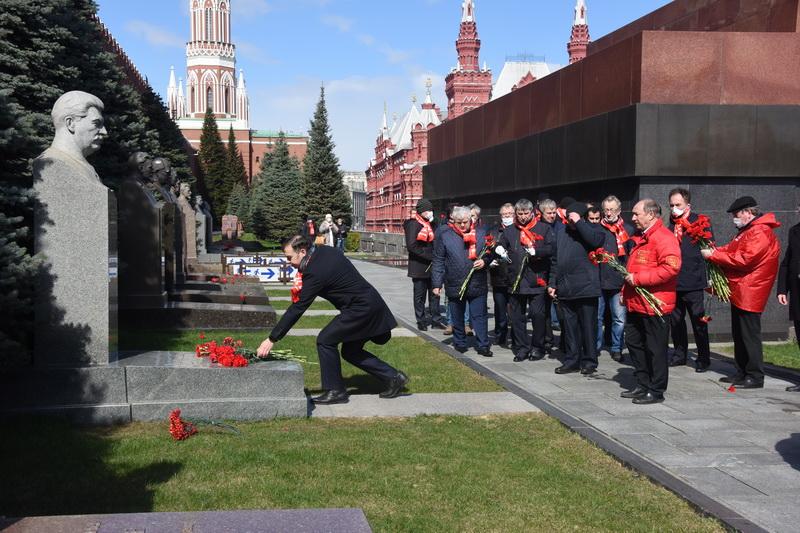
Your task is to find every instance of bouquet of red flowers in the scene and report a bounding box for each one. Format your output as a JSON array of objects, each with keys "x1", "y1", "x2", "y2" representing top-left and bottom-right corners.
[
  {"x1": 196, "y1": 334, "x2": 315, "y2": 367},
  {"x1": 458, "y1": 234, "x2": 497, "y2": 299},
  {"x1": 683, "y1": 215, "x2": 731, "y2": 302},
  {"x1": 168, "y1": 408, "x2": 240, "y2": 442},
  {"x1": 511, "y1": 233, "x2": 544, "y2": 294},
  {"x1": 589, "y1": 249, "x2": 667, "y2": 318}
]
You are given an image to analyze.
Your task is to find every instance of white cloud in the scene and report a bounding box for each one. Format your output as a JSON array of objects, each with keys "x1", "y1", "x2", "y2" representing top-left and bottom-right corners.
[
  {"x1": 357, "y1": 33, "x2": 375, "y2": 46},
  {"x1": 378, "y1": 45, "x2": 411, "y2": 64},
  {"x1": 321, "y1": 14, "x2": 354, "y2": 33},
  {"x1": 126, "y1": 20, "x2": 184, "y2": 48}
]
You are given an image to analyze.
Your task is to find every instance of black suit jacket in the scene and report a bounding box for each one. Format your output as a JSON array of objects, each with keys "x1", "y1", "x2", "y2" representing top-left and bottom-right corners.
[
  {"x1": 498, "y1": 221, "x2": 554, "y2": 295},
  {"x1": 668, "y1": 212, "x2": 713, "y2": 291},
  {"x1": 269, "y1": 246, "x2": 397, "y2": 344},
  {"x1": 403, "y1": 217, "x2": 434, "y2": 279}
]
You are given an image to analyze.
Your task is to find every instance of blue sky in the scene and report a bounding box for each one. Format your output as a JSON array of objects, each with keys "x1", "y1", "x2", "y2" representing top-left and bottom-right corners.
[{"x1": 96, "y1": 0, "x2": 669, "y2": 170}]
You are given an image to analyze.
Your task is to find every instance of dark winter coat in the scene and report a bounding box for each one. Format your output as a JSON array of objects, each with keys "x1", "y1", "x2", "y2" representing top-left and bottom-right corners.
[
  {"x1": 549, "y1": 220, "x2": 605, "y2": 300},
  {"x1": 668, "y1": 212, "x2": 713, "y2": 292},
  {"x1": 431, "y1": 224, "x2": 489, "y2": 300},
  {"x1": 777, "y1": 222, "x2": 800, "y2": 321},
  {"x1": 488, "y1": 224, "x2": 512, "y2": 289},
  {"x1": 498, "y1": 221, "x2": 554, "y2": 295},
  {"x1": 404, "y1": 217, "x2": 435, "y2": 279},
  {"x1": 269, "y1": 246, "x2": 397, "y2": 344},
  {"x1": 598, "y1": 220, "x2": 635, "y2": 291}
]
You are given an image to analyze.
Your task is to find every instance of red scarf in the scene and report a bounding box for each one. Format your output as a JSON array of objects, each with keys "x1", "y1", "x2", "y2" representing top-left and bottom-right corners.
[
  {"x1": 600, "y1": 218, "x2": 630, "y2": 257},
  {"x1": 291, "y1": 272, "x2": 302, "y2": 303},
  {"x1": 515, "y1": 218, "x2": 540, "y2": 248},
  {"x1": 414, "y1": 213, "x2": 434, "y2": 242},
  {"x1": 307, "y1": 220, "x2": 315, "y2": 236},
  {"x1": 449, "y1": 223, "x2": 477, "y2": 260},
  {"x1": 671, "y1": 208, "x2": 691, "y2": 241},
  {"x1": 556, "y1": 208, "x2": 568, "y2": 225}
]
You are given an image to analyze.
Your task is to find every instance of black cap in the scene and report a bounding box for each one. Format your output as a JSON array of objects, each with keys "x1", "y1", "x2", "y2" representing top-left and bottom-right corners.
[
  {"x1": 559, "y1": 196, "x2": 577, "y2": 209},
  {"x1": 416, "y1": 199, "x2": 434, "y2": 213},
  {"x1": 567, "y1": 201, "x2": 588, "y2": 218},
  {"x1": 727, "y1": 196, "x2": 757, "y2": 213}
]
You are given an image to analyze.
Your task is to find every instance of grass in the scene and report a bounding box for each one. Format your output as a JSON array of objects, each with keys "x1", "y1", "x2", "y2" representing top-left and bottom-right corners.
[
  {"x1": 120, "y1": 332, "x2": 502, "y2": 394},
  {"x1": 213, "y1": 232, "x2": 281, "y2": 251},
  {"x1": 0, "y1": 415, "x2": 723, "y2": 532},
  {"x1": 717, "y1": 341, "x2": 800, "y2": 370},
  {"x1": 269, "y1": 300, "x2": 337, "y2": 310},
  {"x1": 265, "y1": 287, "x2": 291, "y2": 296}
]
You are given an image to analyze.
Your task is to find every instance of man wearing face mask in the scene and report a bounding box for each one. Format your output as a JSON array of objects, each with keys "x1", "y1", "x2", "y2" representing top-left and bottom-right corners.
[
  {"x1": 668, "y1": 188, "x2": 713, "y2": 372},
  {"x1": 499, "y1": 199, "x2": 555, "y2": 361},
  {"x1": 702, "y1": 196, "x2": 781, "y2": 389},
  {"x1": 488, "y1": 203, "x2": 515, "y2": 347},
  {"x1": 404, "y1": 199, "x2": 445, "y2": 331}
]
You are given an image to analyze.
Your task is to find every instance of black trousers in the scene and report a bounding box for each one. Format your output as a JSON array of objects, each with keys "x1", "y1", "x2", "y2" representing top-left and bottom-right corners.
[
  {"x1": 625, "y1": 312, "x2": 670, "y2": 395},
  {"x1": 509, "y1": 293, "x2": 547, "y2": 356},
  {"x1": 731, "y1": 305, "x2": 765, "y2": 382},
  {"x1": 493, "y1": 287, "x2": 510, "y2": 341},
  {"x1": 544, "y1": 297, "x2": 554, "y2": 345},
  {"x1": 412, "y1": 277, "x2": 441, "y2": 325},
  {"x1": 560, "y1": 298, "x2": 598, "y2": 369},
  {"x1": 317, "y1": 337, "x2": 399, "y2": 392},
  {"x1": 670, "y1": 289, "x2": 711, "y2": 364}
]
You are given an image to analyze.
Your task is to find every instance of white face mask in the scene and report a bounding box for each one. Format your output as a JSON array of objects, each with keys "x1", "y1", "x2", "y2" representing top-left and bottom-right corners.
[
  {"x1": 425, "y1": 212, "x2": 434, "y2": 222},
  {"x1": 671, "y1": 207, "x2": 685, "y2": 217},
  {"x1": 733, "y1": 217, "x2": 745, "y2": 229},
  {"x1": 501, "y1": 217, "x2": 514, "y2": 227}
]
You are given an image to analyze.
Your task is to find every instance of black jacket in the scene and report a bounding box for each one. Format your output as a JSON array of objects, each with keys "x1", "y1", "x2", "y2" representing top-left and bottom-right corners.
[
  {"x1": 431, "y1": 224, "x2": 489, "y2": 300},
  {"x1": 269, "y1": 246, "x2": 397, "y2": 344},
  {"x1": 498, "y1": 221, "x2": 554, "y2": 295},
  {"x1": 299, "y1": 220, "x2": 318, "y2": 241},
  {"x1": 668, "y1": 212, "x2": 712, "y2": 292},
  {"x1": 404, "y1": 217, "x2": 434, "y2": 279},
  {"x1": 488, "y1": 224, "x2": 512, "y2": 289},
  {"x1": 777, "y1": 222, "x2": 800, "y2": 321},
  {"x1": 549, "y1": 220, "x2": 605, "y2": 300},
  {"x1": 597, "y1": 220, "x2": 635, "y2": 291}
]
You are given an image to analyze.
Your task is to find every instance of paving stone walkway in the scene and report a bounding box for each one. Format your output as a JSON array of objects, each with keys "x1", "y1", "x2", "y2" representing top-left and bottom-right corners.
[{"x1": 351, "y1": 259, "x2": 800, "y2": 533}]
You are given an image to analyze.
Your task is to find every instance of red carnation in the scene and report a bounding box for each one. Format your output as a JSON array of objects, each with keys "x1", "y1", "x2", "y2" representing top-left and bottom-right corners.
[
  {"x1": 485, "y1": 234, "x2": 495, "y2": 247},
  {"x1": 700, "y1": 315, "x2": 712, "y2": 324},
  {"x1": 199, "y1": 332, "x2": 205, "y2": 340},
  {"x1": 169, "y1": 409, "x2": 197, "y2": 441},
  {"x1": 537, "y1": 278, "x2": 547, "y2": 287}
]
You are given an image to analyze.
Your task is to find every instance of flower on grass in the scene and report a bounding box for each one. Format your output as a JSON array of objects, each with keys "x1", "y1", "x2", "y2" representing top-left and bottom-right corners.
[
  {"x1": 199, "y1": 332, "x2": 205, "y2": 340},
  {"x1": 169, "y1": 409, "x2": 197, "y2": 441}
]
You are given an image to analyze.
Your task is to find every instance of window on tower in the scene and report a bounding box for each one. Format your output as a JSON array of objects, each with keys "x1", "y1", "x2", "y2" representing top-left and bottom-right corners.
[
  {"x1": 207, "y1": 86, "x2": 213, "y2": 111},
  {"x1": 205, "y1": 8, "x2": 212, "y2": 40},
  {"x1": 224, "y1": 87, "x2": 230, "y2": 114}
]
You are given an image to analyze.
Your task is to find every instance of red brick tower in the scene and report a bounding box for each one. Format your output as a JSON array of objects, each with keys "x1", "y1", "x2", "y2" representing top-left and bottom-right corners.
[
  {"x1": 444, "y1": 0, "x2": 492, "y2": 119},
  {"x1": 568, "y1": 0, "x2": 590, "y2": 64}
]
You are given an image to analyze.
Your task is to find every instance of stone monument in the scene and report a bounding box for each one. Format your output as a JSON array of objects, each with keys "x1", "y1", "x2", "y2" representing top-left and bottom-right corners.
[
  {"x1": 194, "y1": 195, "x2": 212, "y2": 254},
  {"x1": 149, "y1": 158, "x2": 184, "y2": 289},
  {"x1": 177, "y1": 181, "x2": 197, "y2": 262},
  {"x1": 33, "y1": 91, "x2": 118, "y2": 366},
  {"x1": 221, "y1": 214, "x2": 239, "y2": 240}
]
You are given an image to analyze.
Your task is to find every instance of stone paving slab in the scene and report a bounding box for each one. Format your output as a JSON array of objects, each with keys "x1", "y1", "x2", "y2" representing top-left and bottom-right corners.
[{"x1": 351, "y1": 259, "x2": 800, "y2": 533}]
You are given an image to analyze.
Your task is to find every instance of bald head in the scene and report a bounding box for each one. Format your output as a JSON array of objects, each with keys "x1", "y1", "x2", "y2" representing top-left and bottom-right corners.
[{"x1": 631, "y1": 198, "x2": 661, "y2": 232}]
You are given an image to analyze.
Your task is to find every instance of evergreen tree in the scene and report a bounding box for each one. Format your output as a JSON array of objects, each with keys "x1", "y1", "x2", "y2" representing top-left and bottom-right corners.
[
  {"x1": 226, "y1": 125, "x2": 247, "y2": 188},
  {"x1": 226, "y1": 181, "x2": 250, "y2": 231},
  {"x1": 139, "y1": 86, "x2": 195, "y2": 186},
  {"x1": 197, "y1": 108, "x2": 229, "y2": 222},
  {"x1": 250, "y1": 132, "x2": 304, "y2": 240},
  {"x1": 302, "y1": 86, "x2": 351, "y2": 222}
]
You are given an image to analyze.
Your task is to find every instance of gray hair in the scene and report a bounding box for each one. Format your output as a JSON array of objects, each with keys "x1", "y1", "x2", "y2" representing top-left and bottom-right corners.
[
  {"x1": 499, "y1": 202, "x2": 514, "y2": 213},
  {"x1": 451, "y1": 206, "x2": 472, "y2": 222},
  {"x1": 514, "y1": 198, "x2": 534, "y2": 211},
  {"x1": 51, "y1": 91, "x2": 104, "y2": 129},
  {"x1": 468, "y1": 203, "x2": 481, "y2": 217},
  {"x1": 641, "y1": 198, "x2": 662, "y2": 217},
  {"x1": 602, "y1": 195, "x2": 622, "y2": 210},
  {"x1": 538, "y1": 199, "x2": 556, "y2": 211},
  {"x1": 742, "y1": 206, "x2": 761, "y2": 217}
]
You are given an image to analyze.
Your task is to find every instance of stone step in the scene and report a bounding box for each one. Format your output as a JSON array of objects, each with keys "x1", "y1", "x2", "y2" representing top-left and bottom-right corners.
[{"x1": 168, "y1": 290, "x2": 270, "y2": 306}]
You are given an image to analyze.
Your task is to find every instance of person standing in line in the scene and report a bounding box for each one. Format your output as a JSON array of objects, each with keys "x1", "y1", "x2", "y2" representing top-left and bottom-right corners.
[
  {"x1": 548, "y1": 202, "x2": 605, "y2": 375},
  {"x1": 403, "y1": 199, "x2": 445, "y2": 331},
  {"x1": 335, "y1": 217, "x2": 348, "y2": 250},
  {"x1": 299, "y1": 214, "x2": 317, "y2": 242},
  {"x1": 319, "y1": 214, "x2": 338, "y2": 247},
  {"x1": 488, "y1": 203, "x2": 515, "y2": 347},
  {"x1": 539, "y1": 198, "x2": 560, "y2": 355},
  {"x1": 703, "y1": 196, "x2": 781, "y2": 389},
  {"x1": 620, "y1": 199, "x2": 681, "y2": 405},
  {"x1": 438, "y1": 203, "x2": 461, "y2": 336},
  {"x1": 777, "y1": 203, "x2": 800, "y2": 392}
]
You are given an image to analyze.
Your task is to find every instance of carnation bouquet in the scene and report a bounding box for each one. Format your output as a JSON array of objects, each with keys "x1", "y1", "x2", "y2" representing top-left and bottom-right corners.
[
  {"x1": 168, "y1": 408, "x2": 240, "y2": 441},
  {"x1": 682, "y1": 215, "x2": 731, "y2": 302},
  {"x1": 589, "y1": 249, "x2": 666, "y2": 318},
  {"x1": 511, "y1": 233, "x2": 544, "y2": 294},
  {"x1": 458, "y1": 234, "x2": 497, "y2": 299},
  {"x1": 196, "y1": 335, "x2": 315, "y2": 367}
]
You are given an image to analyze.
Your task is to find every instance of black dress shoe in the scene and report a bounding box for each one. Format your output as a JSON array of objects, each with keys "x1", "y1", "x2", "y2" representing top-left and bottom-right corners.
[
  {"x1": 528, "y1": 350, "x2": 544, "y2": 361},
  {"x1": 610, "y1": 351, "x2": 623, "y2": 362},
  {"x1": 476, "y1": 347, "x2": 493, "y2": 357},
  {"x1": 695, "y1": 363, "x2": 709, "y2": 373},
  {"x1": 737, "y1": 376, "x2": 764, "y2": 389},
  {"x1": 555, "y1": 365, "x2": 580, "y2": 375},
  {"x1": 543, "y1": 342, "x2": 553, "y2": 354},
  {"x1": 417, "y1": 323, "x2": 428, "y2": 331},
  {"x1": 513, "y1": 352, "x2": 528, "y2": 362},
  {"x1": 786, "y1": 384, "x2": 800, "y2": 392},
  {"x1": 454, "y1": 346, "x2": 468, "y2": 354},
  {"x1": 580, "y1": 367, "x2": 597, "y2": 375},
  {"x1": 669, "y1": 358, "x2": 687, "y2": 367},
  {"x1": 719, "y1": 374, "x2": 746, "y2": 384},
  {"x1": 311, "y1": 390, "x2": 349, "y2": 404},
  {"x1": 620, "y1": 386, "x2": 647, "y2": 399},
  {"x1": 380, "y1": 371, "x2": 409, "y2": 398},
  {"x1": 632, "y1": 392, "x2": 664, "y2": 404},
  {"x1": 431, "y1": 321, "x2": 447, "y2": 330}
]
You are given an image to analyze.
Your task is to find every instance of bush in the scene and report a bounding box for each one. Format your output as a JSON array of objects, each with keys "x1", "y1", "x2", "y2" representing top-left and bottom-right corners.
[{"x1": 345, "y1": 232, "x2": 361, "y2": 252}]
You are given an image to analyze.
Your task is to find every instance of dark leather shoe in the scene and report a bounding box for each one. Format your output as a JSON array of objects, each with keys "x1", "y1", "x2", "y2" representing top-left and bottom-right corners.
[
  {"x1": 737, "y1": 376, "x2": 764, "y2": 389},
  {"x1": 454, "y1": 346, "x2": 468, "y2": 354},
  {"x1": 669, "y1": 358, "x2": 687, "y2": 367},
  {"x1": 620, "y1": 386, "x2": 647, "y2": 399},
  {"x1": 610, "y1": 351, "x2": 623, "y2": 362},
  {"x1": 380, "y1": 371, "x2": 409, "y2": 398},
  {"x1": 311, "y1": 390, "x2": 349, "y2": 404},
  {"x1": 431, "y1": 321, "x2": 447, "y2": 330},
  {"x1": 786, "y1": 384, "x2": 800, "y2": 392},
  {"x1": 555, "y1": 365, "x2": 579, "y2": 375},
  {"x1": 476, "y1": 347, "x2": 493, "y2": 358},
  {"x1": 513, "y1": 351, "x2": 528, "y2": 362},
  {"x1": 695, "y1": 363, "x2": 709, "y2": 373},
  {"x1": 580, "y1": 367, "x2": 597, "y2": 375},
  {"x1": 719, "y1": 374, "x2": 746, "y2": 384},
  {"x1": 417, "y1": 323, "x2": 428, "y2": 331},
  {"x1": 632, "y1": 392, "x2": 664, "y2": 404},
  {"x1": 528, "y1": 350, "x2": 544, "y2": 361}
]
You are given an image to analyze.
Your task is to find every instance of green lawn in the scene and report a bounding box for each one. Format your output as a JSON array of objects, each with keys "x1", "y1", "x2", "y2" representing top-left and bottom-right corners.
[
  {"x1": 265, "y1": 287, "x2": 291, "y2": 296},
  {"x1": 120, "y1": 332, "x2": 501, "y2": 394},
  {"x1": 718, "y1": 342, "x2": 800, "y2": 370},
  {"x1": 0, "y1": 415, "x2": 723, "y2": 532},
  {"x1": 213, "y1": 232, "x2": 281, "y2": 251},
  {"x1": 270, "y1": 299, "x2": 337, "y2": 310}
]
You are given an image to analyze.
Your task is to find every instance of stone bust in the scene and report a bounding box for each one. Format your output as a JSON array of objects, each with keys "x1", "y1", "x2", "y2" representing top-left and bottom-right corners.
[
  {"x1": 195, "y1": 195, "x2": 205, "y2": 210},
  {"x1": 179, "y1": 182, "x2": 191, "y2": 201},
  {"x1": 128, "y1": 152, "x2": 152, "y2": 181}
]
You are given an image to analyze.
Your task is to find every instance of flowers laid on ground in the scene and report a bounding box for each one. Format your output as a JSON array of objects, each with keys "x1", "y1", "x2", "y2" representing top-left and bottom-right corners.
[
  {"x1": 511, "y1": 233, "x2": 544, "y2": 294},
  {"x1": 168, "y1": 408, "x2": 240, "y2": 441},
  {"x1": 589, "y1": 249, "x2": 666, "y2": 318},
  {"x1": 458, "y1": 234, "x2": 497, "y2": 299},
  {"x1": 195, "y1": 334, "x2": 314, "y2": 367},
  {"x1": 683, "y1": 215, "x2": 731, "y2": 302}
]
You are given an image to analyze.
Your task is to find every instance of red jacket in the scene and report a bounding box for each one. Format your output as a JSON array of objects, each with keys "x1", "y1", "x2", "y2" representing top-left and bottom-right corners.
[
  {"x1": 623, "y1": 219, "x2": 682, "y2": 316},
  {"x1": 708, "y1": 213, "x2": 781, "y2": 313}
]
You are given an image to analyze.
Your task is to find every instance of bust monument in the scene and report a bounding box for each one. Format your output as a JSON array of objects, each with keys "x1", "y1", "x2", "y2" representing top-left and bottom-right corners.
[
  {"x1": 33, "y1": 91, "x2": 118, "y2": 366},
  {"x1": 177, "y1": 181, "x2": 198, "y2": 261}
]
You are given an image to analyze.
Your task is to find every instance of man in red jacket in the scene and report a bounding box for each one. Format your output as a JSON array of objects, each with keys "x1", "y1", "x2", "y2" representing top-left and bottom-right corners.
[
  {"x1": 703, "y1": 196, "x2": 781, "y2": 389},
  {"x1": 621, "y1": 199, "x2": 682, "y2": 404}
]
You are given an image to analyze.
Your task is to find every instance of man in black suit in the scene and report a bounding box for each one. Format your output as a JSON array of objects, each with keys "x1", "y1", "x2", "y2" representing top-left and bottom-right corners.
[
  {"x1": 778, "y1": 203, "x2": 800, "y2": 392},
  {"x1": 667, "y1": 188, "x2": 713, "y2": 372},
  {"x1": 257, "y1": 235, "x2": 408, "y2": 404}
]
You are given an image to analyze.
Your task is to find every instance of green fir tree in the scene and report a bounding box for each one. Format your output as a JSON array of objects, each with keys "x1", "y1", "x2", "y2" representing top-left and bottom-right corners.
[
  {"x1": 197, "y1": 108, "x2": 230, "y2": 222},
  {"x1": 302, "y1": 86, "x2": 351, "y2": 222},
  {"x1": 226, "y1": 181, "x2": 250, "y2": 231},
  {"x1": 226, "y1": 125, "x2": 247, "y2": 189}
]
